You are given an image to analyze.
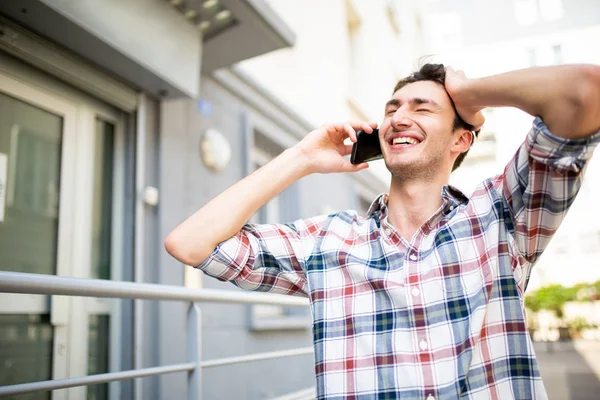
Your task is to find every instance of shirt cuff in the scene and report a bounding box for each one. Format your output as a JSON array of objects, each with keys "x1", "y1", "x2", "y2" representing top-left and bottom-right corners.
[
  {"x1": 195, "y1": 230, "x2": 251, "y2": 281},
  {"x1": 527, "y1": 116, "x2": 600, "y2": 172}
]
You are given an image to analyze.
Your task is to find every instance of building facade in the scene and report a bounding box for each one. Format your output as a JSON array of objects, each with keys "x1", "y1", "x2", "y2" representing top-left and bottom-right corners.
[{"x1": 0, "y1": 1, "x2": 398, "y2": 399}]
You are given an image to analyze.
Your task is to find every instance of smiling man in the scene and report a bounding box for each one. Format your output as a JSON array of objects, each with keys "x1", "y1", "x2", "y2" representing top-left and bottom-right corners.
[{"x1": 165, "y1": 63, "x2": 600, "y2": 399}]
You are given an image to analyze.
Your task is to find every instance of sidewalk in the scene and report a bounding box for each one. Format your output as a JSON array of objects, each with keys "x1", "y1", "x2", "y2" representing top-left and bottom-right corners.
[{"x1": 535, "y1": 340, "x2": 600, "y2": 400}]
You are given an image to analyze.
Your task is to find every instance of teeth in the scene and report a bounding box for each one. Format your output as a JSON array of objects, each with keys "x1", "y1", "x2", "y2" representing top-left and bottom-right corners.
[{"x1": 392, "y1": 137, "x2": 419, "y2": 145}]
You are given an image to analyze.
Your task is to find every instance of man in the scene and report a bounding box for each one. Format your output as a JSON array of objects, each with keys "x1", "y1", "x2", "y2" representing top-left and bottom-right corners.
[{"x1": 165, "y1": 63, "x2": 600, "y2": 399}]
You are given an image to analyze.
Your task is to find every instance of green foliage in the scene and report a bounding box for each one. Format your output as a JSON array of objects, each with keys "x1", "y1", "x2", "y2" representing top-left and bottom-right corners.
[
  {"x1": 525, "y1": 281, "x2": 599, "y2": 318},
  {"x1": 568, "y1": 317, "x2": 593, "y2": 332}
]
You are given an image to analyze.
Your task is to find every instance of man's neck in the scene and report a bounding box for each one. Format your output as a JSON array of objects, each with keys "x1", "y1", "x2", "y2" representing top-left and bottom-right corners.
[{"x1": 386, "y1": 177, "x2": 448, "y2": 241}]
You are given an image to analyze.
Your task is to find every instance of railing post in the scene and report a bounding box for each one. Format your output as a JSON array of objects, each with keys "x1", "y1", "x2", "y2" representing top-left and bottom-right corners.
[{"x1": 187, "y1": 303, "x2": 202, "y2": 400}]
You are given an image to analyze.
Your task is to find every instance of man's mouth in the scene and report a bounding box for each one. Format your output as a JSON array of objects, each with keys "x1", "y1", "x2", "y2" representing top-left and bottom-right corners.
[
  {"x1": 391, "y1": 137, "x2": 420, "y2": 146},
  {"x1": 387, "y1": 134, "x2": 423, "y2": 149}
]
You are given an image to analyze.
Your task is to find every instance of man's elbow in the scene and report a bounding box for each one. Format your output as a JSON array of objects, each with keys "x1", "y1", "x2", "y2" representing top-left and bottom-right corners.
[
  {"x1": 577, "y1": 65, "x2": 600, "y2": 132},
  {"x1": 164, "y1": 233, "x2": 206, "y2": 267}
]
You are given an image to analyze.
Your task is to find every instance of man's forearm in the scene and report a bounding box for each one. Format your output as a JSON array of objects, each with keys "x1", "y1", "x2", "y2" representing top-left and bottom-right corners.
[
  {"x1": 165, "y1": 147, "x2": 311, "y2": 266},
  {"x1": 462, "y1": 64, "x2": 600, "y2": 138}
]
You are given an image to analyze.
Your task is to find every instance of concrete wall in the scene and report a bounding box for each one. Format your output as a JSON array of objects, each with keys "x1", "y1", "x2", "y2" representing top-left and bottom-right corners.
[{"x1": 158, "y1": 73, "x2": 383, "y2": 399}]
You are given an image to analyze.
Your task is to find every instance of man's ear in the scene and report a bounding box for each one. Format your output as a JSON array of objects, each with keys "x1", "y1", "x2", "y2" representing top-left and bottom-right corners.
[{"x1": 451, "y1": 129, "x2": 473, "y2": 154}]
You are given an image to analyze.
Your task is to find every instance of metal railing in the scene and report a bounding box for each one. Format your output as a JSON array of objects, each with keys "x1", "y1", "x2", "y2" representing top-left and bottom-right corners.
[{"x1": 0, "y1": 271, "x2": 313, "y2": 399}]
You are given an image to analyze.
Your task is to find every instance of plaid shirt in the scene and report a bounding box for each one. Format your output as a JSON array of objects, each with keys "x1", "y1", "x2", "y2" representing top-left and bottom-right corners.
[{"x1": 198, "y1": 117, "x2": 600, "y2": 399}]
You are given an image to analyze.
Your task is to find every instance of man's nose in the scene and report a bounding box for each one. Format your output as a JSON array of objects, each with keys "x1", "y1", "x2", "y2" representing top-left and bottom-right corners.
[{"x1": 390, "y1": 107, "x2": 413, "y2": 130}]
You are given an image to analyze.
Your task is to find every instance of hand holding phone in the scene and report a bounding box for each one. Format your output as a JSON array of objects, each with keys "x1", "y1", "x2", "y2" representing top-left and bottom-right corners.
[{"x1": 350, "y1": 129, "x2": 382, "y2": 164}]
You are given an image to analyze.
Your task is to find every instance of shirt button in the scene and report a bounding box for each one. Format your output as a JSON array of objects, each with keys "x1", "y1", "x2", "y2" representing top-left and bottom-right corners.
[
  {"x1": 384, "y1": 228, "x2": 392, "y2": 235},
  {"x1": 409, "y1": 254, "x2": 417, "y2": 261},
  {"x1": 427, "y1": 395, "x2": 435, "y2": 400},
  {"x1": 419, "y1": 340, "x2": 428, "y2": 351},
  {"x1": 412, "y1": 288, "x2": 420, "y2": 297}
]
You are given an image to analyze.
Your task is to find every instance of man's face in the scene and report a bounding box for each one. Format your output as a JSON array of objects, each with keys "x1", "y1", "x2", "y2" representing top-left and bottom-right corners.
[{"x1": 379, "y1": 81, "x2": 458, "y2": 179}]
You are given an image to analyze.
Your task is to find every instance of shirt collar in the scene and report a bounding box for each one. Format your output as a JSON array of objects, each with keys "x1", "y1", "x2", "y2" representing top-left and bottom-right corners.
[{"x1": 367, "y1": 185, "x2": 469, "y2": 218}]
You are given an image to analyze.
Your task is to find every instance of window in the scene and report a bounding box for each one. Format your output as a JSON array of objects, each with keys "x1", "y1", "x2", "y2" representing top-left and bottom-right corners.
[
  {"x1": 514, "y1": 0, "x2": 538, "y2": 26},
  {"x1": 552, "y1": 44, "x2": 563, "y2": 65},
  {"x1": 514, "y1": 0, "x2": 563, "y2": 25},
  {"x1": 527, "y1": 48, "x2": 537, "y2": 67},
  {"x1": 527, "y1": 44, "x2": 563, "y2": 67},
  {"x1": 539, "y1": 0, "x2": 564, "y2": 21}
]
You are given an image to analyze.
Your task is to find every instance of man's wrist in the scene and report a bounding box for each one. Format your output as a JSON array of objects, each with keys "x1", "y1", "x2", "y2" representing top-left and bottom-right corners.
[
  {"x1": 282, "y1": 146, "x2": 314, "y2": 179},
  {"x1": 452, "y1": 77, "x2": 481, "y2": 109}
]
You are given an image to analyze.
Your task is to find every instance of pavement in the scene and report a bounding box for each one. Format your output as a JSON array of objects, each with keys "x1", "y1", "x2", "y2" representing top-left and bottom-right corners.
[{"x1": 535, "y1": 340, "x2": 600, "y2": 400}]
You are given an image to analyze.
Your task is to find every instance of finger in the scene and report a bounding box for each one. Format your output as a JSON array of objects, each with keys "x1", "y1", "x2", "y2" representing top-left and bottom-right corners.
[
  {"x1": 344, "y1": 123, "x2": 357, "y2": 143},
  {"x1": 348, "y1": 121, "x2": 376, "y2": 134},
  {"x1": 472, "y1": 112, "x2": 485, "y2": 131},
  {"x1": 343, "y1": 144, "x2": 354, "y2": 156},
  {"x1": 360, "y1": 122, "x2": 375, "y2": 134},
  {"x1": 324, "y1": 123, "x2": 351, "y2": 141}
]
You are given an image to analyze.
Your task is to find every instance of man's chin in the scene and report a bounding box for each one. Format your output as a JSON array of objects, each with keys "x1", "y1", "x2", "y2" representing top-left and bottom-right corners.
[{"x1": 383, "y1": 156, "x2": 419, "y2": 171}]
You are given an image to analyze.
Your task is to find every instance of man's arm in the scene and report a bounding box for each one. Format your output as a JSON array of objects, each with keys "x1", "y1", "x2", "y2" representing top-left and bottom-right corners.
[
  {"x1": 164, "y1": 121, "x2": 376, "y2": 267},
  {"x1": 446, "y1": 64, "x2": 600, "y2": 138},
  {"x1": 446, "y1": 64, "x2": 600, "y2": 274}
]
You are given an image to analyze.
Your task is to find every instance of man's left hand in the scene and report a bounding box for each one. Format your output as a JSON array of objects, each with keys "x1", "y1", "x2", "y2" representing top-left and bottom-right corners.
[{"x1": 445, "y1": 67, "x2": 486, "y2": 132}]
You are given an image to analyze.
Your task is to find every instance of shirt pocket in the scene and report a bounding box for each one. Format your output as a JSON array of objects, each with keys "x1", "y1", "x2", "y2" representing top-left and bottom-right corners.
[{"x1": 436, "y1": 261, "x2": 493, "y2": 298}]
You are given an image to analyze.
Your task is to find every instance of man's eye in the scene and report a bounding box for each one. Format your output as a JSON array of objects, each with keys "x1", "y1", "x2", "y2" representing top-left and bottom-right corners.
[
  {"x1": 416, "y1": 109, "x2": 430, "y2": 112},
  {"x1": 385, "y1": 109, "x2": 397, "y2": 115}
]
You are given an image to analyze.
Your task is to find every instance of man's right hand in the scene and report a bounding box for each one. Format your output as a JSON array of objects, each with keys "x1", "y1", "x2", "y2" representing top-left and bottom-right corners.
[
  {"x1": 165, "y1": 120, "x2": 378, "y2": 266},
  {"x1": 295, "y1": 121, "x2": 379, "y2": 174}
]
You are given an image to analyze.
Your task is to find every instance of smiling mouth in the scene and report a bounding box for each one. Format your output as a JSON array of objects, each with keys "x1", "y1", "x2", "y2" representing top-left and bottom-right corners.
[
  {"x1": 388, "y1": 136, "x2": 423, "y2": 148},
  {"x1": 391, "y1": 137, "x2": 419, "y2": 145}
]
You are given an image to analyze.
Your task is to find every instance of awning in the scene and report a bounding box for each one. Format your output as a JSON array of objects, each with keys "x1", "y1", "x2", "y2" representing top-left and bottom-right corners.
[{"x1": 0, "y1": 0, "x2": 295, "y2": 99}]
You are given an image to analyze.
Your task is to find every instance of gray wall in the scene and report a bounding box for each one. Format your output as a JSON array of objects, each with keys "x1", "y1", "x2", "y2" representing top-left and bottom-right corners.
[{"x1": 157, "y1": 75, "x2": 379, "y2": 399}]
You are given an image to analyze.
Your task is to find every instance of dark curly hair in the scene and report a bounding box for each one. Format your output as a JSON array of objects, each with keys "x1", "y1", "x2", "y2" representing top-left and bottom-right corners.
[{"x1": 393, "y1": 63, "x2": 479, "y2": 171}]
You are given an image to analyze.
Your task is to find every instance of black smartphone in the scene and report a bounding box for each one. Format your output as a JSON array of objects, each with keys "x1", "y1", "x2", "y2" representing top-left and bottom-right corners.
[{"x1": 350, "y1": 129, "x2": 382, "y2": 164}]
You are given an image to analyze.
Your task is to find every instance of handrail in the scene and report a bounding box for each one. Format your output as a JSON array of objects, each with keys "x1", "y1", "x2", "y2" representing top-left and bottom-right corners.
[
  {"x1": 0, "y1": 346, "x2": 316, "y2": 398},
  {"x1": 0, "y1": 271, "x2": 308, "y2": 306},
  {"x1": 200, "y1": 347, "x2": 314, "y2": 368},
  {"x1": 0, "y1": 363, "x2": 196, "y2": 397},
  {"x1": 0, "y1": 271, "x2": 313, "y2": 399}
]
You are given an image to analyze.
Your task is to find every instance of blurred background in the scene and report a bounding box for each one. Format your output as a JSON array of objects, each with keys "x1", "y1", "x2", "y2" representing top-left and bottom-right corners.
[{"x1": 0, "y1": 0, "x2": 599, "y2": 399}]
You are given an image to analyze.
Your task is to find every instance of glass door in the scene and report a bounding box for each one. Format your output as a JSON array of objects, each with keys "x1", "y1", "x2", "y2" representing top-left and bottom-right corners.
[
  {"x1": 0, "y1": 57, "x2": 126, "y2": 400},
  {"x1": 0, "y1": 72, "x2": 78, "y2": 400}
]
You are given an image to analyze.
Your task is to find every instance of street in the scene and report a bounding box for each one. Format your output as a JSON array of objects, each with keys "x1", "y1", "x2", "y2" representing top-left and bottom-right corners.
[{"x1": 536, "y1": 341, "x2": 600, "y2": 400}]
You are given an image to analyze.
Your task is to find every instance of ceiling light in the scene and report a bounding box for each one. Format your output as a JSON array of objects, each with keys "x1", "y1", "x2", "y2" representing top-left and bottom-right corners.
[
  {"x1": 184, "y1": 9, "x2": 198, "y2": 19},
  {"x1": 168, "y1": 0, "x2": 183, "y2": 7},
  {"x1": 197, "y1": 20, "x2": 211, "y2": 32},
  {"x1": 215, "y1": 9, "x2": 232, "y2": 21},
  {"x1": 203, "y1": 0, "x2": 219, "y2": 9}
]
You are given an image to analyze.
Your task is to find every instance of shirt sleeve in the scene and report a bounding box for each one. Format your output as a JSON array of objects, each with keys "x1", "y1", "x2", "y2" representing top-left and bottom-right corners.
[
  {"x1": 500, "y1": 116, "x2": 600, "y2": 267},
  {"x1": 195, "y1": 214, "x2": 329, "y2": 297}
]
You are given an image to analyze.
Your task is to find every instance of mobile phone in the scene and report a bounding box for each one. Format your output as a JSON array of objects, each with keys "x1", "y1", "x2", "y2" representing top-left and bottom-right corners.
[{"x1": 350, "y1": 129, "x2": 382, "y2": 164}]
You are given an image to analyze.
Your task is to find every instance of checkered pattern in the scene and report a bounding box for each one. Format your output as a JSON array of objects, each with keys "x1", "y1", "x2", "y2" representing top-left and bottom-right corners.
[{"x1": 197, "y1": 117, "x2": 600, "y2": 399}]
